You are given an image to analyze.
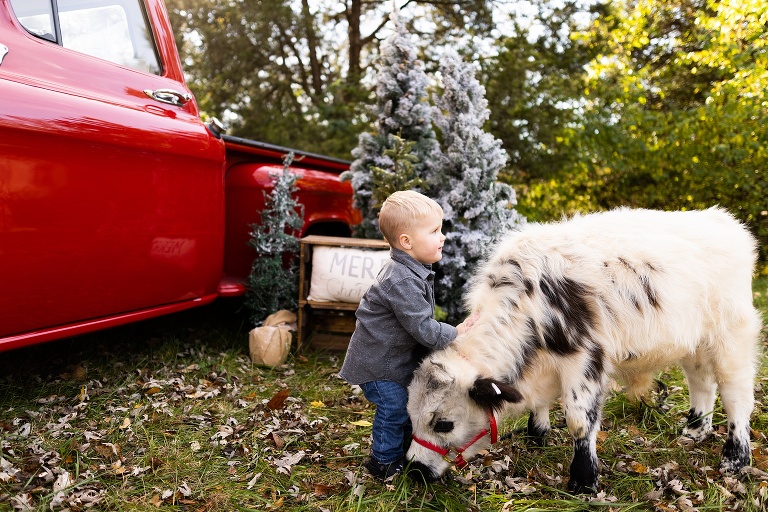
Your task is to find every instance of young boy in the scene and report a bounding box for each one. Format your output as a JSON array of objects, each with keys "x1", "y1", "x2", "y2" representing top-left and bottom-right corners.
[{"x1": 339, "y1": 190, "x2": 475, "y2": 479}]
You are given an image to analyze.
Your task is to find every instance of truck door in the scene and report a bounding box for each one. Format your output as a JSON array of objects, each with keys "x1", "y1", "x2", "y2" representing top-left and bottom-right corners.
[{"x1": 0, "y1": 0, "x2": 226, "y2": 347}]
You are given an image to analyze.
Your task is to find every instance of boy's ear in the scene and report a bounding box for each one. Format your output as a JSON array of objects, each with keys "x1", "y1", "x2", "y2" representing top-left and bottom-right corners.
[{"x1": 398, "y1": 233, "x2": 412, "y2": 250}]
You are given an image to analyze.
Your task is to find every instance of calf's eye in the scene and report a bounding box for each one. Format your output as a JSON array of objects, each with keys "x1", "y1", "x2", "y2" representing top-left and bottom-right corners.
[{"x1": 434, "y1": 420, "x2": 454, "y2": 433}]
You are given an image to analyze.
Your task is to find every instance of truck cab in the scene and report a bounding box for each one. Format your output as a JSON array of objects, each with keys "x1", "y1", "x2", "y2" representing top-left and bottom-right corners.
[{"x1": 0, "y1": 0, "x2": 356, "y2": 351}]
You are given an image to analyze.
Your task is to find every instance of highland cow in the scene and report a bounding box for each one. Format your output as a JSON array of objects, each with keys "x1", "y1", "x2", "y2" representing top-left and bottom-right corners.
[{"x1": 406, "y1": 207, "x2": 761, "y2": 493}]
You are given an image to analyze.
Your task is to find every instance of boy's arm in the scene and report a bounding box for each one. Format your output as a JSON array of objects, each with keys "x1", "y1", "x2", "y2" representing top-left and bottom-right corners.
[{"x1": 387, "y1": 277, "x2": 457, "y2": 350}]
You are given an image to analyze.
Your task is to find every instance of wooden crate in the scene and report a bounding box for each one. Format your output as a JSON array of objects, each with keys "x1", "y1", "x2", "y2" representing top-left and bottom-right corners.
[{"x1": 297, "y1": 235, "x2": 389, "y2": 351}]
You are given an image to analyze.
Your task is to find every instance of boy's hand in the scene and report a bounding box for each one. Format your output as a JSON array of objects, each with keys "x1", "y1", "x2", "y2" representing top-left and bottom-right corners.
[{"x1": 456, "y1": 311, "x2": 480, "y2": 335}]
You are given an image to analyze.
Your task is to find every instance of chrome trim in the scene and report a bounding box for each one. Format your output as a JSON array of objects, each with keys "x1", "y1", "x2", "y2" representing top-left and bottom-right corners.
[{"x1": 143, "y1": 88, "x2": 191, "y2": 107}]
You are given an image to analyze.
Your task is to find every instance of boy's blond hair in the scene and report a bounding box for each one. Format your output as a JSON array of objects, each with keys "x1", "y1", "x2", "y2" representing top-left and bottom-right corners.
[{"x1": 378, "y1": 190, "x2": 443, "y2": 247}]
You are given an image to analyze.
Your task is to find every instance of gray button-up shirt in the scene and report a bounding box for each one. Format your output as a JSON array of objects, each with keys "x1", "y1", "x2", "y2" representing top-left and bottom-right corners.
[{"x1": 339, "y1": 248, "x2": 458, "y2": 388}]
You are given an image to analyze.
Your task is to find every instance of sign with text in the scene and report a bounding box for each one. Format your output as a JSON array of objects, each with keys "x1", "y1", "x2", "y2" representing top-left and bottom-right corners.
[{"x1": 307, "y1": 246, "x2": 391, "y2": 303}]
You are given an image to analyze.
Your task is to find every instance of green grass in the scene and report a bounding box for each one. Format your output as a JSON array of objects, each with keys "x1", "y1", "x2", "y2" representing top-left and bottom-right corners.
[{"x1": 1, "y1": 278, "x2": 767, "y2": 511}]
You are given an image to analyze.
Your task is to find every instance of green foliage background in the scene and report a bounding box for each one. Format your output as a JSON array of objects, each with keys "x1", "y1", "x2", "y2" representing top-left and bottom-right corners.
[
  {"x1": 167, "y1": 0, "x2": 768, "y2": 263},
  {"x1": 500, "y1": 0, "x2": 768, "y2": 263}
]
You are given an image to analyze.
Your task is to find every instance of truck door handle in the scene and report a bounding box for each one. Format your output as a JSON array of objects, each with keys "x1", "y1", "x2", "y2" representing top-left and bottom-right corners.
[
  {"x1": 0, "y1": 44, "x2": 8, "y2": 65},
  {"x1": 143, "y1": 88, "x2": 191, "y2": 107}
]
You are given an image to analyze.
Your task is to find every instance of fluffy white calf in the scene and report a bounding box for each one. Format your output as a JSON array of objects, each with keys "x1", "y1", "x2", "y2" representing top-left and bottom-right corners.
[{"x1": 406, "y1": 207, "x2": 761, "y2": 493}]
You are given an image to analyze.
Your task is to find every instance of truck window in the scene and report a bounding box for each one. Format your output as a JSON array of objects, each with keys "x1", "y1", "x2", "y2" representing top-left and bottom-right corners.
[{"x1": 9, "y1": 0, "x2": 161, "y2": 74}]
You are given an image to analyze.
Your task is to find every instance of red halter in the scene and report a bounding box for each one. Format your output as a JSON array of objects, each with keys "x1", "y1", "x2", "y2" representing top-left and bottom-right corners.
[{"x1": 411, "y1": 409, "x2": 498, "y2": 469}]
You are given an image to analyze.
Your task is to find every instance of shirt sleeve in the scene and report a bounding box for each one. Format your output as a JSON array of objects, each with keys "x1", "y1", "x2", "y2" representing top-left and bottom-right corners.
[{"x1": 385, "y1": 275, "x2": 457, "y2": 350}]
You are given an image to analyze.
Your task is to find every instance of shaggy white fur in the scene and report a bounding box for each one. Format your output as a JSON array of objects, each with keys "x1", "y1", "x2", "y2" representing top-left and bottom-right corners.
[{"x1": 406, "y1": 207, "x2": 762, "y2": 493}]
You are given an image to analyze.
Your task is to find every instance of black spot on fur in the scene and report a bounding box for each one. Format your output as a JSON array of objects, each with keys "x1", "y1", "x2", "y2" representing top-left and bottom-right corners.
[
  {"x1": 511, "y1": 333, "x2": 539, "y2": 382},
  {"x1": 525, "y1": 318, "x2": 539, "y2": 345},
  {"x1": 585, "y1": 395, "x2": 601, "y2": 427},
  {"x1": 639, "y1": 274, "x2": 660, "y2": 309},
  {"x1": 538, "y1": 275, "x2": 595, "y2": 354},
  {"x1": 584, "y1": 344, "x2": 604, "y2": 382},
  {"x1": 524, "y1": 278, "x2": 535, "y2": 297},
  {"x1": 426, "y1": 363, "x2": 453, "y2": 390},
  {"x1": 502, "y1": 297, "x2": 517, "y2": 311},
  {"x1": 722, "y1": 429, "x2": 751, "y2": 470},
  {"x1": 687, "y1": 408, "x2": 705, "y2": 430},
  {"x1": 489, "y1": 273, "x2": 517, "y2": 288},
  {"x1": 541, "y1": 317, "x2": 574, "y2": 355},
  {"x1": 433, "y1": 420, "x2": 454, "y2": 433},
  {"x1": 618, "y1": 257, "x2": 635, "y2": 273}
]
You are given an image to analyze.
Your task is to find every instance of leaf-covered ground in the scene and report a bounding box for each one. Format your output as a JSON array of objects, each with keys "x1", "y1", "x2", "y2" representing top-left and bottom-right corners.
[{"x1": 1, "y1": 280, "x2": 768, "y2": 511}]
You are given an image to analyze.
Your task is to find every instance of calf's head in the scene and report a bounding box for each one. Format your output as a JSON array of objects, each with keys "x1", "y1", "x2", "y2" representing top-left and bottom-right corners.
[{"x1": 405, "y1": 355, "x2": 523, "y2": 482}]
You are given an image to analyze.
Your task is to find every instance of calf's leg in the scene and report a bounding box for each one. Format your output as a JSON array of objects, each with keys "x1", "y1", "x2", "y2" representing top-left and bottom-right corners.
[
  {"x1": 714, "y1": 317, "x2": 759, "y2": 473},
  {"x1": 561, "y1": 369, "x2": 606, "y2": 493},
  {"x1": 718, "y1": 377, "x2": 754, "y2": 472},
  {"x1": 526, "y1": 406, "x2": 551, "y2": 446},
  {"x1": 680, "y1": 358, "x2": 717, "y2": 441}
]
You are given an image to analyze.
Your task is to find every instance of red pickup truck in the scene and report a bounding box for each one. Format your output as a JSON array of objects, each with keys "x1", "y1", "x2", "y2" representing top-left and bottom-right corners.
[{"x1": 0, "y1": 0, "x2": 358, "y2": 351}]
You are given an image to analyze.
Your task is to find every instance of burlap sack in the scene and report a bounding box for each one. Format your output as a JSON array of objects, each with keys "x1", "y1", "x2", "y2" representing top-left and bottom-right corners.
[{"x1": 248, "y1": 310, "x2": 296, "y2": 367}]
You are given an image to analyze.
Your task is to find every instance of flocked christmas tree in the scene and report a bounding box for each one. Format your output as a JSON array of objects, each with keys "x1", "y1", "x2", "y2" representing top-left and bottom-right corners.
[
  {"x1": 342, "y1": 10, "x2": 438, "y2": 238},
  {"x1": 432, "y1": 48, "x2": 525, "y2": 324},
  {"x1": 245, "y1": 152, "x2": 304, "y2": 325}
]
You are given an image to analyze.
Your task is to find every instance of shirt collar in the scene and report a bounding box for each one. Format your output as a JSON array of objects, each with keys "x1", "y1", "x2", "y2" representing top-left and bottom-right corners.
[{"x1": 390, "y1": 247, "x2": 434, "y2": 279}]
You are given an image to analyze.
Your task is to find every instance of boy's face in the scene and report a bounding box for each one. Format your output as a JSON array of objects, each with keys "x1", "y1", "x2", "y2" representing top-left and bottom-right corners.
[{"x1": 400, "y1": 211, "x2": 446, "y2": 264}]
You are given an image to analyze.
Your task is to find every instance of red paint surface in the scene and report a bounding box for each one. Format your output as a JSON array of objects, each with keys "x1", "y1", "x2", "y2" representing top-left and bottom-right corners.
[{"x1": 0, "y1": 0, "x2": 356, "y2": 351}]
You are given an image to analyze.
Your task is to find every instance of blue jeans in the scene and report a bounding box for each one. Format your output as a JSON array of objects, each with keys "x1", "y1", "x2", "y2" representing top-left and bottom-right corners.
[{"x1": 360, "y1": 380, "x2": 412, "y2": 465}]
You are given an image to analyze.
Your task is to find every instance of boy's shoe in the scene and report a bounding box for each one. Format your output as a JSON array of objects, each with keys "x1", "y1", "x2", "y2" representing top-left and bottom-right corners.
[{"x1": 364, "y1": 456, "x2": 404, "y2": 479}]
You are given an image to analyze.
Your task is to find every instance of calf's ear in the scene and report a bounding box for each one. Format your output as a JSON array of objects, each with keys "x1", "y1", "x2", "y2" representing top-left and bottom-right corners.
[{"x1": 469, "y1": 378, "x2": 523, "y2": 411}]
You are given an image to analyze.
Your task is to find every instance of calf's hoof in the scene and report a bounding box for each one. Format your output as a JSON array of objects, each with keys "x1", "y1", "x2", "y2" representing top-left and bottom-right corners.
[
  {"x1": 567, "y1": 478, "x2": 598, "y2": 495},
  {"x1": 719, "y1": 454, "x2": 750, "y2": 475},
  {"x1": 720, "y1": 436, "x2": 751, "y2": 474}
]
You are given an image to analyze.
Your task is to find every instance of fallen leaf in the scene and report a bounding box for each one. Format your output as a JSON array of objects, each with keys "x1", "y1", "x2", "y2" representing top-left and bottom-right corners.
[
  {"x1": 313, "y1": 483, "x2": 337, "y2": 497},
  {"x1": 272, "y1": 432, "x2": 285, "y2": 449},
  {"x1": 247, "y1": 473, "x2": 262, "y2": 489},
  {"x1": 93, "y1": 442, "x2": 120, "y2": 460},
  {"x1": 350, "y1": 420, "x2": 372, "y2": 427},
  {"x1": 310, "y1": 401, "x2": 325, "y2": 408},
  {"x1": 274, "y1": 451, "x2": 305, "y2": 475},
  {"x1": 266, "y1": 389, "x2": 290, "y2": 410},
  {"x1": 753, "y1": 447, "x2": 768, "y2": 471},
  {"x1": 149, "y1": 494, "x2": 162, "y2": 507},
  {"x1": 53, "y1": 470, "x2": 72, "y2": 492}
]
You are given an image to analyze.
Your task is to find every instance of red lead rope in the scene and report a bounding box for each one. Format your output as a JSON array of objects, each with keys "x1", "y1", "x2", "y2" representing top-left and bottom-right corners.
[{"x1": 411, "y1": 409, "x2": 498, "y2": 469}]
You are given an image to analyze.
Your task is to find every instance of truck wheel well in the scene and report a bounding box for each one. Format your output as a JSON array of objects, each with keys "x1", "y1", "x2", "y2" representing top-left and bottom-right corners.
[{"x1": 304, "y1": 222, "x2": 351, "y2": 238}]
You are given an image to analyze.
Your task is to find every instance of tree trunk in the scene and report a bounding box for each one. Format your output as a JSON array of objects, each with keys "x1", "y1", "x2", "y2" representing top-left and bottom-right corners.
[
  {"x1": 301, "y1": 0, "x2": 322, "y2": 99},
  {"x1": 347, "y1": 0, "x2": 362, "y2": 84}
]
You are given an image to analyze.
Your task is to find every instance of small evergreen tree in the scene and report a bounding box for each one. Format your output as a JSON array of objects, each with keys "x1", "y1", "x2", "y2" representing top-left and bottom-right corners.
[
  {"x1": 245, "y1": 153, "x2": 304, "y2": 325},
  {"x1": 370, "y1": 134, "x2": 423, "y2": 208},
  {"x1": 342, "y1": 10, "x2": 438, "y2": 238},
  {"x1": 432, "y1": 49, "x2": 525, "y2": 323}
]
